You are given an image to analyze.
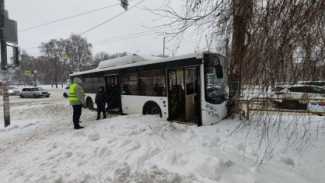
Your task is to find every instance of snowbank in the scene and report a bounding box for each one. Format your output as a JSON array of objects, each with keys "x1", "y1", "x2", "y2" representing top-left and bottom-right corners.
[{"x1": 0, "y1": 91, "x2": 324, "y2": 183}]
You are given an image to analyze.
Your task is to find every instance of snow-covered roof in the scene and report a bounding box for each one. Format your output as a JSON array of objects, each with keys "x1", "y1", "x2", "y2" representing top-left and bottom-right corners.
[
  {"x1": 70, "y1": 52, "x2": 207, "y2": 76},
  {"x1": 97, "y1": 54, "x2": 161, "y2": 70}
]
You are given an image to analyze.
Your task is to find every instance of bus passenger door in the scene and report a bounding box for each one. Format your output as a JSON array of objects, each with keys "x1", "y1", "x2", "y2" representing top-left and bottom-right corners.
[
  {"x1": 168, "y1": 69, "x2": 185, "y2": 120},
  {"x1": 185, "y1": 67, "x2": 200, "y2": 123},
  {"x1": 105, "y1": 75, "x2": 121, "y2": 112}
]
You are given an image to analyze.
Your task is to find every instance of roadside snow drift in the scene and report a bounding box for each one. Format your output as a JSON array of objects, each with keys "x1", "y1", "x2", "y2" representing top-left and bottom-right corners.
[{"x1": 0, "y1": 90, "x2": 324, "y2": 183}]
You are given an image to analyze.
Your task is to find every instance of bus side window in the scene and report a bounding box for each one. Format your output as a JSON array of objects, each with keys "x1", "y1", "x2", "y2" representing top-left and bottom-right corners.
[
  {"x1": 140, "y1": 69, "x2": 166, "y2": 96},
  {"x1": 120, "y1": 73, "x2": 129, "y2": 95},
  {"x1": 128, "y1": 72, "x2": 139, "y2": 95},
  {"x1": 122, "y1": 84, "x2": 129, "y2": 95},
  {"x1": 154, "y1": 70, "x2": 166, "y2": 96},
  {"x1": 154, "y1": 82, "x2": 164, "y2": 96}
]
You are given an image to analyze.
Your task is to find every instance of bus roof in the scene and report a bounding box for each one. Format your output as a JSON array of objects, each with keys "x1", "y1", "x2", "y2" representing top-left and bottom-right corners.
[{"x1": 70, "y1": 52, "x2": 209, "y2": 76}]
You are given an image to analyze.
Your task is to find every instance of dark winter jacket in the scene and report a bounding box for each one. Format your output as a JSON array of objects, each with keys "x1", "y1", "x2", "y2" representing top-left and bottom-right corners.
[{"x1": 95, "y1": 86, "x2": 108, "y2": 106}]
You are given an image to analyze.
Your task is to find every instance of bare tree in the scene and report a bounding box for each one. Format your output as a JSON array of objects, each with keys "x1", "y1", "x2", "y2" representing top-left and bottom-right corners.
[
  {"x1": 152, "y1": 0, "x2": 325, "y2": 164},
  {"x1": 152, "y1": 0, "x2": 325, "y2": 85},
  {"x1": 94, "y1": 51, "x2": 127, "y2": 62},
  {"x1": 13, "y1": 51, "x2": 35, "y2": 85},
  {"x1": 65, "y1": 34, "x2": 93, "y2": 71},
  {"x1": 39, "y1": 34, "x2": 93, "y2": 86}
]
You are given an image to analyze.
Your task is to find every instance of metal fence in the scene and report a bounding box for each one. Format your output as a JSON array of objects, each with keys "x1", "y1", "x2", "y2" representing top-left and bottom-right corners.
[{"x1": 245, "y1": 97, "x2": 325, "y2": 120}]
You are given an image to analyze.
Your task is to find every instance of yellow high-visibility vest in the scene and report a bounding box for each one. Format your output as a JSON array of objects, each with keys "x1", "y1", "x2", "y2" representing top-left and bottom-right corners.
[{"x1": 69, "y1": 83, "x2": 84, "y2": 101}]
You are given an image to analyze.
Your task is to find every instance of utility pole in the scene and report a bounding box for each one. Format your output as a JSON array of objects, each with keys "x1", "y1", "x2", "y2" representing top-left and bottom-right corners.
[
  {"x1": 163, "y1": 37, "x2": 165, "y2": 57},
  {"x1": 55, "y1": 56, "x2": 58, "y2": 88},
  {"x1": 1, "y1": 0, "x2": 19, "y2": 127},
  {"x1": 205, "y1": 35, "x2": 210, "y2": 52},
  {"x1": 0, "y1": 0, "x2": 7, "y2": 71},
  {"x1": 0, "y1": 0, "x2": 10, "y2": 127}
]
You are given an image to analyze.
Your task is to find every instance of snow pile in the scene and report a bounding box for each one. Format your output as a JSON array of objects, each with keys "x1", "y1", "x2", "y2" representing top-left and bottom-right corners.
[
  {"x1": 0, "y1": 91, "x2": 324, "y2": 182},
  {"x1": 88, "y1": 131, "x2": 100, "y2": 141},
  {"x1": 0, "y1": 119, "x2": 41, "y2": 132}
]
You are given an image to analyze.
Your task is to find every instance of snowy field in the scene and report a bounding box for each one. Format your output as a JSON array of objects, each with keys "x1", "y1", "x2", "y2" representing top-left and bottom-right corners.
[{"x1": 0, "y1": 88, "x2": 324, "y2": 183}]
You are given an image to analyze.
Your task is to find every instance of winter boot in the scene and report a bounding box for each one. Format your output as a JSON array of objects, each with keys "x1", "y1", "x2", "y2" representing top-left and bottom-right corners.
[{"x1": 74, "y1": 126, "x2": 84, "y2": 130}]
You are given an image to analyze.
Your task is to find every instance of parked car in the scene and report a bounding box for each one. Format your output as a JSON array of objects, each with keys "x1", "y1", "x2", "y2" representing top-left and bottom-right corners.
[
  {"x1": 20, "y1": 87, "x2": 50, "y2": 98},
  {"x1": 307, "y1": 101, "x2": 325, "y2": 115},
  {"x1": 0, "y1": 85, "x2": 20, "y2": 95},
  {"x1": 297, "y1": 81, "x2": 325, "y2": 87},
  {"x1": 270, "y1": 85, "x2": 325, "y2": 109},
  {"x1": 63, "y1": 86, "x2": 69, "y2": 97},
  {"x1": 8, "y1": 86, "x2": 20, "y2": 95}
]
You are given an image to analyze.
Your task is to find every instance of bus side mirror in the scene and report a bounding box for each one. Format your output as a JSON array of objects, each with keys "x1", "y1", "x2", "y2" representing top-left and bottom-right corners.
[{"x1": 215, "y1": 64, "x2": 223, "y2": 79}]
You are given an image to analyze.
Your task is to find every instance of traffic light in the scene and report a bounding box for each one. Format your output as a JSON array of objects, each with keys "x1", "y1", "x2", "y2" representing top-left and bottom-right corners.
[
  {"x1": 13, "y1": 46, "x2": 19, "y2": 67},
  {"x1": 121, "y1": 0, "x2": 129, "y2": 11}
]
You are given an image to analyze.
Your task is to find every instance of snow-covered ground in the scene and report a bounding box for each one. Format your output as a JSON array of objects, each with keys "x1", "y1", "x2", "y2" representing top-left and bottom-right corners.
[{"x1": 0, "y1": 89, "x2": 324, "y2": 183}]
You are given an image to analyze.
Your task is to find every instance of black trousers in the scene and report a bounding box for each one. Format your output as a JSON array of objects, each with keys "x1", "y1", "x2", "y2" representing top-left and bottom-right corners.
[
  {"x1": 97, "y1": 103, "x2": 106, "y2": 119},
  {"x1": 72, "y1": 105, "x2": 82, "y2": 127}
]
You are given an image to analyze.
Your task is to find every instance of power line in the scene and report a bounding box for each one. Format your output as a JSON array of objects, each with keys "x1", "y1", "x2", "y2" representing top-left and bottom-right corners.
[
  {"x1": 92, "y1": 29, "x2": 160, "y2": 44},
  {"x1": 21, "y1": 25, "x2": 170, "y2": 50},
  {"x1": 19, "y1": 3, "x2": 120, "y2": 32},
  {"x1": 92, "y1": 25, "x2": 180, "y2": 45},
  {"x1": 148, "y1": 38, "x2": 203, "y2": 54},
  {"x1": 21, "y1": 24, "x2": 196, "y2": 50},
  {"x1": 93, "y1": 32, "x2": 157, "y2": 45},
  {"x1": 90, "y1": 23, "x2": 228, "y2": 45},
  {"x1": 79, "y1": 0, "x2": 146, "y2": 36}
]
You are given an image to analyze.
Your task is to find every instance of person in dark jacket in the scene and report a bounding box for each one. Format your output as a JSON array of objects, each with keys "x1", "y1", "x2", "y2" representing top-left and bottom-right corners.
[{"x1": 95, "y1": 86, "x2": 107, "y2": 120}]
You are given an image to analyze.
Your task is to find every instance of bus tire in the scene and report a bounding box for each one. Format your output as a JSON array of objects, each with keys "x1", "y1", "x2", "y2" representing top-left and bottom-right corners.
[
  {"x1": 87, "y1": 98, "x2": 94, "y2": 109},
  {"x1": 143, "y1": 101, "x2": 162, "y2": 118}
]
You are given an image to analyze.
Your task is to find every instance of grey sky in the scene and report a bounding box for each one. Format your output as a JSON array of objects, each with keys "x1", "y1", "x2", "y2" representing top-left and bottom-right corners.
[{"x1": 6, "y1": 0, "x2": 206, "y2": 57}]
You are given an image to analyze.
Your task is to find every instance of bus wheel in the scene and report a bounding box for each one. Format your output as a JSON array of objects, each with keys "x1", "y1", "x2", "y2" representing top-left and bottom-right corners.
[
  {"x1": 143, "y1": 102, "x2": 162, "y2": 117},
  {"x1": 87, "y1": 98, "x2": 94, "y2": 109}
]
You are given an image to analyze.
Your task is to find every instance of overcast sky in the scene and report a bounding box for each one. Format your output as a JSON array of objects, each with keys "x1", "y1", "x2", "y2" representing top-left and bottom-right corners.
[{"x1": 6, "y1": 0, "x2": 206, "y2": 58}]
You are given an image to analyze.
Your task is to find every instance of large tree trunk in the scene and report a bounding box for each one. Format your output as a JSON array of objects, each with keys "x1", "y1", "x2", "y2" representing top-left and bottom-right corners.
[{"x1": 228, "y1": 0, "x2": 252, "y2": 117}]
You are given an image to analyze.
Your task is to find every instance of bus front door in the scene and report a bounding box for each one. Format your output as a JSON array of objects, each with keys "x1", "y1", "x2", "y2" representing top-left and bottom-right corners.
[
  {"x1": 168, "y1": 69, "x2": 185, "y2": 120},
  {"x1": 168, "y1": 67, "x2": 200, "y2": 123},
  {"x1": 105, "y1": 75, "x2": 120, "y2": 112},
  {"x1": 185, "y1": 67, "x2": 200, "y2": 123}
]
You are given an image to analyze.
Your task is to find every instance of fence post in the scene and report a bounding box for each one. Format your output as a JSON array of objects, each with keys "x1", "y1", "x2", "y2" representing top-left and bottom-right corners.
[{"x1": 246, "y1": 99, "x2": 250, "y2": 120}]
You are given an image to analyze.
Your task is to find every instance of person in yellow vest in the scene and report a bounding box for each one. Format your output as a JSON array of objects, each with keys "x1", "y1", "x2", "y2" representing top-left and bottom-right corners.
[{"x1": 69, "y1": 78, "x2": 86, "y2": 129}]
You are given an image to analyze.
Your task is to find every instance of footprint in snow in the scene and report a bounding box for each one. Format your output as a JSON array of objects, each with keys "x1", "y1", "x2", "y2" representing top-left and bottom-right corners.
[
  {"x1": 65, "y1": 152, "x2": 72, "y2": 158},
  {"x1": 280, "y1": 157, "x2": 295, "y2": 167},
  {"x1": 72, "y1": 131, "x2": 86, "y2": 137},
  {"x1": 97, "y1": 147, "x2": 111, "y2": 158},
  {"x1": 88, "y1": 132, "x2": 100, "y2": 141}
]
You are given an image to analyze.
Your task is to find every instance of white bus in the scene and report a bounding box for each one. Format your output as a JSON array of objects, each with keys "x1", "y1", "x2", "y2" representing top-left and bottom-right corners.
[{"x1": 70, "y1": 52, "x2": 228, "y2": 126}]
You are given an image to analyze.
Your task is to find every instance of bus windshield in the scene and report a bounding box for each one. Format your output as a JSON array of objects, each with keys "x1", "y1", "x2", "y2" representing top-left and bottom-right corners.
[{"x1": 205, "y1": 55, "x2": 226, "y2": 104}]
